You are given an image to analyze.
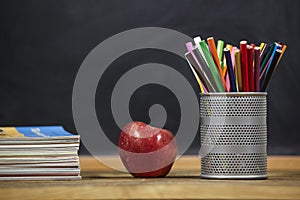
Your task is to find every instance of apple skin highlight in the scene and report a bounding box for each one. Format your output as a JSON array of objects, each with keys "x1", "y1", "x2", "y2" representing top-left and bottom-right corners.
[{"x1": 118, "y1": 121, "x2": 178, "y2": 178}]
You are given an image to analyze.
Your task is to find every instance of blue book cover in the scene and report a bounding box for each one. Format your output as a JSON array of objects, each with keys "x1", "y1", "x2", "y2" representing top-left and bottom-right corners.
[{"x1": 0, "y1": 126, "x2": 78, "y2": 139}]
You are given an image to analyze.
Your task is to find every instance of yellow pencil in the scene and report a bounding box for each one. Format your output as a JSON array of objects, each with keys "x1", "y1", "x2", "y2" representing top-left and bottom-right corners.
[
  {"x1": 189, "y1": 64, "x2": 205, "y2": 93},
  {"x1": 226, "y1": 44, "x2": 233, "y2": 52},
  {"x1": 260, "y1": 42, "x2": 266, "y2": 51},
  {"x1": 234, "y1": 49, "x2": 243, "y2": 91},
  {"x1": 199, "y1": 81, "x2": 205, "y2": 93}
]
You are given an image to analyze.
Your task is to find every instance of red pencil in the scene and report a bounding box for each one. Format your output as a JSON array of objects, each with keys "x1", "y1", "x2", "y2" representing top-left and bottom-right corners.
[
  {"x1": 247, "y1": 45, "x2": 255, "y2": 92},
  {"x1": 240, "y1": 41, "x2": 249, "y2": 92}
]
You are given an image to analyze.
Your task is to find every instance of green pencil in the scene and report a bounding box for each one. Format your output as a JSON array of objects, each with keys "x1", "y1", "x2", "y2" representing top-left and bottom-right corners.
[
  {"x1": 217, "y1": 40, "x2": 225, "y2": 70},
  {"x1": 199, "y1": 41, "x2": 225, "y2": 92}
]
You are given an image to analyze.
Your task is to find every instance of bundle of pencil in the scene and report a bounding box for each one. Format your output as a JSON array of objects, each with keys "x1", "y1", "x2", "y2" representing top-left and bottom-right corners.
[{"x1": 185, "y1": 36, "x2": 287, "y2": 93}]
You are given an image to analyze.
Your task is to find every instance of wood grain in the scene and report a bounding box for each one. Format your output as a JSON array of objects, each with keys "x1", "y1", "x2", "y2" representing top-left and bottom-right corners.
[{"x1": 0, "y1": 156, "x2": 299, "y2": 199}]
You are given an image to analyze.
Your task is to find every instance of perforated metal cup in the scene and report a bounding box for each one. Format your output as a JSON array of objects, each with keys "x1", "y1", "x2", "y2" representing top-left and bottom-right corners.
[{"x1": 200, "y1": 92, "x2": 267, "y2": 179}]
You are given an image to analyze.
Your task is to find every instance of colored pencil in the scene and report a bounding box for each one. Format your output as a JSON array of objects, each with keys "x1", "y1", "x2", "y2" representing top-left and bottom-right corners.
[
  {"x1": 192, "y1": 48, "x2": 220, "y2": 92},
  {"x1": 274, "y1": 44, "x2": 287, "y2": 71},
  {"x1": 240, "y1": 41, "x2": 249, "y2": 92},
  {"x1": 193, "y1": 36, "x2": 209, "y2": 67},
  {"x1": 224, "y1": 47, "x2": 237, "y2": 92},
  {"x1": 254, "y1": 47, "x2": 261, "y2": 92},
  {"x1": 247, "y1": 45, "x2": 255, "y2": 92},
  {"x1": 193, "y1": 36, "x2": 201, "y2": 49},
  {"x1": 260, "y1": 43, "x2": 281, "y2": 80},
  {"x1": 260, "y1": 49, "x2": 282, "y2": 91},
  {"x1": 261, "y1": 43, "x2": 282, "y2": 82},
  {"x1": 199, "y1": 41, "x2": 225, "y2": 92},
  {"x1": 185, "y1": 42, "x2": 206, "y2": 93},
  {"x1": 224, "y1": 44, "x2": 233, "y2": 91},
  {"x1": 216, "y1": 40, "x2": 225, "y2": 71},
  {"x1": 234, "y1": 49, "x2": 243, "y2": 91},
  {"x1": 222, "y1": 55, "x2": 227, "y2": 78},
  {"x1": 260, "y1": 43, "x2": 270, "y2": 62},
  {"x1": 186, "y1": 55, "x2": 205, "y2": 92},
  {"x1": 207, "y1": 37, "x2": 227, "y2": 91},
  {"x1": 184, "y1": 37, "x2": 286, "y2": 94},
  {"x1": 260, "y1": 43, "x2": 275, "y2": 73},
  {"x1": 231, "y1": 47, "x2": 237, "y2": 89},
  {"x1": 260, "y1": 42, "x2": 266, "y2": 51},
  {"x1": 185, "y1": 52, "x2": 216, "y2": 92},
  {"x1": 231, "y1": 46, "x2": 237, "y2": 68}
]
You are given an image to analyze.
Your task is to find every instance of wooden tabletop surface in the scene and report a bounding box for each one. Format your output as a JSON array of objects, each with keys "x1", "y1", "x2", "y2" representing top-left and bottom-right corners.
[{"x1": 0, "y1": 156, "x2": 299, "y2": 199}]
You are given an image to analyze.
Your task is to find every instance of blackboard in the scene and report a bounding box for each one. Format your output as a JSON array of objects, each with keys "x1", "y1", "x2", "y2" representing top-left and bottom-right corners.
[{"x1": 1, "y1": 0, "x2": 299, "y2": 155}]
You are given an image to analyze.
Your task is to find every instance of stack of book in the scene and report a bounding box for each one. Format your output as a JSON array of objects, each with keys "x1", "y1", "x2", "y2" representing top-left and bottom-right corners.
[{"x1": 0, "y1": 126, "x2": 80, "y2": 180}]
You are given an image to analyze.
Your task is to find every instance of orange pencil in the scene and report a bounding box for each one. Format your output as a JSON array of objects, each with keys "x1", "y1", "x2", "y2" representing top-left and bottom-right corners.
[
  {"x1": 275, "y1": 44, "x2": 287, "y2": 71},
  {"x1": 207, "y1": 37, "x2": 227, "y2": 91}
]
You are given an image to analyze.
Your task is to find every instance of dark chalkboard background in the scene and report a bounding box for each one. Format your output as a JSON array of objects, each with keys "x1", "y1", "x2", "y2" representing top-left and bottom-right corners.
[{"x1": 1, "y1": 0, "x2": 299, "y2": 155}]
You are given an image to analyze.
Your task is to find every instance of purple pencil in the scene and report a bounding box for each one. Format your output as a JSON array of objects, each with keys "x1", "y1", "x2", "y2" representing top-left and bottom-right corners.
[{"x1": 254, "y1": 47, "x2": 261, "y2": 92}]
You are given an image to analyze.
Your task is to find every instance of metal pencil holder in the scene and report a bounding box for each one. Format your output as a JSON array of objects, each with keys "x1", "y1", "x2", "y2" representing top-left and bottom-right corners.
[{"x1": 200, "y1": 92, "x2": 267, "y2": 179}]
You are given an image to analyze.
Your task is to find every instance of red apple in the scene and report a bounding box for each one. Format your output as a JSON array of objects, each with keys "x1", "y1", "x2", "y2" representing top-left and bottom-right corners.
[{"x1": 118, "y1": 121, "x2": 177, "y2": 178}]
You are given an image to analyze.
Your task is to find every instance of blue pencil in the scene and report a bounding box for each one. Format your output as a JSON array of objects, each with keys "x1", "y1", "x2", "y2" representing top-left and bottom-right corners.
[
  {"x1": 260, "y1": 43, "x2": 281, "y2": 86},
  {"x1": 224, "y1": 48, "x2": 237, "y2": 92}
]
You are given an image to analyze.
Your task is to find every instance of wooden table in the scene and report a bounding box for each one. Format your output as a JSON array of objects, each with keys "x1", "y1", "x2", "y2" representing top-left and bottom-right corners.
[{"x1": 0, "y1": 156, "x2": 299, "y2": 199}]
